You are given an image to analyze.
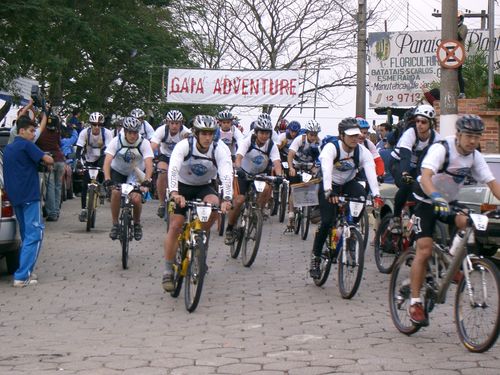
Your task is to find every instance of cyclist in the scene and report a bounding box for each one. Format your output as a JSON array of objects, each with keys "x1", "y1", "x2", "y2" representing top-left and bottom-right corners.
[
  {"x1": 130, "y1": 108, "x2": 155, "y2": 141},
  {"x1": 357, "y1": 117, "x2": 385, "y2": 181},
  {"x1": 408, "y1": 114, "x2": 500, "y2": 326},
  {"x1": 389, "y1": 104, "x2": 441, "y2": 233},
  {"x1": 310, "y1": 117, "x2": 382, "y2": 279},
  {"x1": 224, "y1": 113, "x2": 283, "y2": 245},
  {"x1": 276, "y1": 118, "x2": 288, "y2": 134},
  {"x1": 162, "y1": 115, "x2": 233, "y2": 292},
  {"x1": 75, "y1": 112, "x2": 114, "y2": 222},
  {"x1": 277, "y1": 120, "x2": 301, "y2": 163},
  {"x1": 103, "y1": 116, "x2": 154, "y2": 241},
  {"x1": 151, "y1": 110, "x2": 191, "y2": 218},
  {"x1": 286, "y1": 119, "x2": 321, "y2": 228},
  {"x1": 216, "y1": 110, "x2": 244, "y2": 160}
]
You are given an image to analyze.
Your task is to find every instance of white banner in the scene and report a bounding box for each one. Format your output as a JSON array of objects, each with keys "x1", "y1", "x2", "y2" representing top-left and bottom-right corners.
[
  {"x1": 368, "y1": 29, "x2": 500, "y2": 108},
  {"x1": 166, "y1": 69, "x2": 299, "y2": 106}
]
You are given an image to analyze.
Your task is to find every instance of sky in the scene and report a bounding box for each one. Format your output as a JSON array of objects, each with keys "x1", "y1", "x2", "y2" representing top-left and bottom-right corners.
[{"x1": 233, "y1": 0, "x2": 500, "y2": 136}]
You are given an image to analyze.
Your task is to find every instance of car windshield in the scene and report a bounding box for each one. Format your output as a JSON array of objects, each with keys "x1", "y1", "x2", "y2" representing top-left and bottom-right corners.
[{"x1": 487, "y1": 159, "x2": 500, "y2": 181}]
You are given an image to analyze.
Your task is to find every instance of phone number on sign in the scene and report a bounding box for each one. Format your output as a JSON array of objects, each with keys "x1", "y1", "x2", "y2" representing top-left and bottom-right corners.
[{"x1": 385, "y1": 92, "x2": 422, "y2": 105}]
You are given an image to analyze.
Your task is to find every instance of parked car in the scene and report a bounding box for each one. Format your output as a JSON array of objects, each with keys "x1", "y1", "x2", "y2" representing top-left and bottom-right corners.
[
  {"x1": 377, "y1": 153, "x2": 500, "y2": 257},
  {"x1": 0, "y1": 149, "x2": 20, "y2": 274}
]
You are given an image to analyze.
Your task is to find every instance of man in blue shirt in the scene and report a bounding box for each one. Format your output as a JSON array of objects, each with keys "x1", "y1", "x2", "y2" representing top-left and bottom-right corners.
[{"x1": 3, "y1": 115, "x2": 54, "y2": 287}]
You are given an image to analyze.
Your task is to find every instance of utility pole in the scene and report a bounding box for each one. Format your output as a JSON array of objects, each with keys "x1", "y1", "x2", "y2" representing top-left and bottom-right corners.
[
  {"x1": 439, "y1": 0, "x2": 458, "y2": 136},
  {"x1": 355, "y1": 0, "x2": 367, "y2": 117},
  {"x1": 488, "y1": 0, "x2": 495, "y2": 98}
]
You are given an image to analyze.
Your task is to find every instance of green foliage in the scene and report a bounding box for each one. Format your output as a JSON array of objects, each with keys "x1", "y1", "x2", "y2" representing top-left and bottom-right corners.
[
  {"x1": 0, "y1": 0, "x2": 194, "y2": 121},
  {"x1": 462, "y1": 48, "x2": 488, "y2": 99}
]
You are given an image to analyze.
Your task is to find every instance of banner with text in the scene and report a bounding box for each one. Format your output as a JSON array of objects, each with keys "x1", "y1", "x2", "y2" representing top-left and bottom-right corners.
[
  {"x1": 166, "y1": 69, "x2": 299, "y2": 106},
  {"x1": 368, "y1": 29, "x2": 500, "y2": 108}
]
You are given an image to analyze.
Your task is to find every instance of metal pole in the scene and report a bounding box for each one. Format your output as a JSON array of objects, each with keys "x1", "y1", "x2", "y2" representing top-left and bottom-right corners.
[
  {"x1": 356, "y1": 0, "x2": 367, "y2": 117},
  {"x1": 440, "y1": 0, "x2": 458, "y2": 137},
  {"x1": 488, "y1": 0, "x2": 495, "y2": 98},
  {"x1": 313, "y1": 60, "x2": 320, "y2": 120}
]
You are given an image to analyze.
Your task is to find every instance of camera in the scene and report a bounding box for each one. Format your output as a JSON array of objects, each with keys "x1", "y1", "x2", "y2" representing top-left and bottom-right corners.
[{"x1": 30, "y1": 85, "x2": 45, "y2": 108}]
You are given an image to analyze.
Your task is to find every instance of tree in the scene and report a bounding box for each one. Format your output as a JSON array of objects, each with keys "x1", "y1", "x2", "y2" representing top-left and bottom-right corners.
[
  {"x1": 0, "y1": 0, "x2": 192, "y2": 119},
  {"x1": 171, "y1": 0, "x2": 367, "y2": 119}
]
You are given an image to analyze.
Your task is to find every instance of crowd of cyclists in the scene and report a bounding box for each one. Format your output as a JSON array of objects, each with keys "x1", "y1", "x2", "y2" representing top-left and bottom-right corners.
[{"x1": 8, "y1": 99, "x2": 499, "y2": 347}]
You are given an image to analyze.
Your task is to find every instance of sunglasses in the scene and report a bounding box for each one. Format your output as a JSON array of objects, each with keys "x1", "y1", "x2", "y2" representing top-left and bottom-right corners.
[
  {"x1": 90, "y1": 123, "x2": 101, "y2": 127},
  {"x1": 308, "y1": 132, "x2": 318, "y2": 136},
  {"x1": 415, "y1": 118, "x2": 429, "y2": 124}
]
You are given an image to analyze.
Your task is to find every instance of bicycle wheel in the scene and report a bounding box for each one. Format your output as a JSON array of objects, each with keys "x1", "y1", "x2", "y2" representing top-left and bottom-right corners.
[
  {"x1": 388, "y1": 249, "x2": 421, "y2": 335},
  {"x1": 241, "y1": 209, "x2": 263, "y2": 267},
  {"x1": 86, "y1": 188, "x2": 96, "y2": 232},
  {"x1": 171, "y1": 239, "x2": 186, "y2": 298},
  {"x1": 185, "y1": 234, "x2": 207, "y2": 312},
  {"x1": 230, "y1": 215, "x2": 244, "y2": 259},
  {"x1": 301, "y1": 207, "x2": 311, "y2": 241},
  {"x1": 455, "y1": 257, "x2": 500, "y2": 353},
  {"x1": 278, "y1": 183, "x2": 287, "y2": 223},
  {"x1": 218, "y1": 212, "x2": 226, "y2": 236},
  {"x1": 120, "y1": 212, "x2": 130, "y2": 270},
  {"x1": 338, "y1": 228, "x2": 365, "y2": 299},
  {"x1": 359, "y1": 209, "x2": 369, "y2": 250},
  {"x1": 293, "y1": 209, "x2": 301, "y2": 235},
  {"x1": 374, "y1": 216, "x2": 400, "y2": 274}
]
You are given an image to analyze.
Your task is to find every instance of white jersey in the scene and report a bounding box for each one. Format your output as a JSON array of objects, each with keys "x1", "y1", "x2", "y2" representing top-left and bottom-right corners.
[
  {"x1": 319, "y1": 141, "x2": 379, "y2": 196},
  {"x1": 391, "y1": 127, "x2": 441, "y2": 168},
  {"x1": 218, "y1": 125, "x2": 244, "y2": 155},
  {"x1": 416, "y1": 136, "x2": 495, "y2": 203},
  {"x1": 168, "y1": 137, "x2": 233, "y2": 199},
  {"x1": 237, "y1": 135, "x2": 280, "y2": 175},
  {"x1": 140, "y1": 120, "x2": 155, "y2": 141},
  {"x1": 106, "y1": 133, "x2": 154, "y2": 176},
  {"x1": 289, "y1": 134, "x2": 321, "y2": 165},
  {"x1": 76, "y1": 127, "x2": 113, "y2": 162},
  {"x1": 151, "y1": 124, "x2": 190, "y2": 157}
]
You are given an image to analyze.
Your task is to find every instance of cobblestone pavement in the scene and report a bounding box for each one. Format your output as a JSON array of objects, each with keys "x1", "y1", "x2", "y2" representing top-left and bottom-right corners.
[{"x1": 0, "y1": 198, "x2": 499, "y2": 374}]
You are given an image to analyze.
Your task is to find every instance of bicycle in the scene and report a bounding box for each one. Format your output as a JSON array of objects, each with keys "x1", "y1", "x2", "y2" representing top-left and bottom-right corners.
[
  {"x1": 230, "y1": 172, "x2": 284, "y2": 267},
  {"x1": 374, "y1": 200, "x2": 447, "y2": 274},
  {"x1": 277, "y1": 161, "x2": 289, "y2": 223},
  {"x1": 82, "y1": 165, "x2": 104, "y2": 232},
  {"x1": 170, "y1": 200, "x2": 218, "y2": 312},
  {"x1": 116, "y1": 182, "x2": 142, "y2": 270},
  {"x1": 289, "y1": 161, "x2": 316, "y2": 240},
  {"x1": 312, "y1": 196, "x2": 366, "y2": 299},
  {"x1": 389, "y1": 209, "x2": 500, "y2": 353}
]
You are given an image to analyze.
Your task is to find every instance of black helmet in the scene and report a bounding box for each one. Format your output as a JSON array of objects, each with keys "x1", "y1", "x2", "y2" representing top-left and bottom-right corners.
[
  {"x1": 456, "y1": 114, "x2": 484, "y2": 134},
  {"x1": 338, "y1": 117, "x2": 361, "y2": 136}
]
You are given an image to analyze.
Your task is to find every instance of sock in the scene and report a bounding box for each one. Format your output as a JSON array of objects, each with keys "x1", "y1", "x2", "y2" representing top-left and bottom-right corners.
[
  {"x1": 410, "y1": 298, "x2": 421, "y2": 305},
  {"x1": 165, "y1": 260, "x2": 173, "y2": 274}
]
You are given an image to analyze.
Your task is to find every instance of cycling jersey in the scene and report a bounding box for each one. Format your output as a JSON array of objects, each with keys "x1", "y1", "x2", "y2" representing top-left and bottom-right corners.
[
  {"x1": 277, "y1": 132, "x2": 295, "y2": 154},
  {"x1": 218, "y1": 125, "x2": 244, "y2": 155},
  {"x1": 76, "y1": 127, "x2": 113, "y2": 162},
  {"x1": 415, "y1": 135, "x2": 494, "y2": 204},
  {"x1": 391, "y1": 127, "x2": 441, "y2": 169},
  {"x1": 289, "y1": 134, "x2": 320, "y2": 165},
  {"x1": 105, "y1": 133, "x2": 154, "y2": 176},
  {"x1": 319, "y1": 141, "x2": 379, "y2": 196},
  {"x1": 168, "y1": 137, "x2": 233, "y2": 199},
  {"x1": 151, "y1": 124, "x2": 190, "y2": 157},
  {"x1": 140, "y1": 120, "x2": 155, "y2": 141},
  {"x1": 237, "y1": 135, "x2": 280, "y2": 175}
]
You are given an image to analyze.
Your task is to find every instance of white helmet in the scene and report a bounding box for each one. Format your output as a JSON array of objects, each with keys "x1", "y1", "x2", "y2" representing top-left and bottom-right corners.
[
  {"x1": 192, "y1": 115, "x2": 218, "y2": 132},
  {"x1": 89, "y1": 112, "x2": 104, "y2": 124},
  {"x1": 122, "y1": 116, "x2": 141, "y2": 132},
  {"x1": 305, "y1": 119, "x2": 321, "y2": 133},
  {"x1": 254, "y1": 113, "x2": 273, "y2": 131},
  {"x1": 130, "y1": 108, "x2": 145, "y2": 119},
  {"x1": 166, "y1": 110, "x2": 183, "y2": 122},
  {"x1": 413, "y1": 104, "x2": 435, "y2": 120}
]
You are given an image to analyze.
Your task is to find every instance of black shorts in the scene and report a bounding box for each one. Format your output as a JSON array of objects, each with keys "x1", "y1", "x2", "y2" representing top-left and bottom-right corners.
[
  {"x1": 413, "y1": 200, "x2": 459, "y2": 240},
  {"x1": 110, "y1": 168, "x2": 129, "y2": 184},
  {"x1": 157, "y1": 154, "x2": 170, "y2": 164},
  {"x1": 173, "y1": 182, "x2": 218, "y2": 215},
  {"x1": 288, "y1": 175, "x2": 302, "y2": 185}
]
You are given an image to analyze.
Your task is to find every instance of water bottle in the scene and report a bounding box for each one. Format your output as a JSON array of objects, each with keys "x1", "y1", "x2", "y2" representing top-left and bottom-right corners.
[{"x1": 449, "y1": 230, "x2": 465, "y2": 256}]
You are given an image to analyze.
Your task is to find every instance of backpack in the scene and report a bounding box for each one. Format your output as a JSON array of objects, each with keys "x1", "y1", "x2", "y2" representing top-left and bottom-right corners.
[
  {"x1": 430, "y1": 140, "x2": 475, "y2": 178},
  {"x1": 389, "y1": 107, "x2": 417, "y2": 146},
  {"x1": 183, "y1": 135, "x2": 219, "y2": 168},
  {"x1": 117, "y1": 133, "x2": 143, "y2": 157},
  {"x1": 249, "y1": 134, "x2": 274, "y2": 157},
  {"x1": 320, "y1": 135, "x2": 360, "y2": 169},
  {"x1": 86, "y1": 127, "x2": 107, "y2": 155}
]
